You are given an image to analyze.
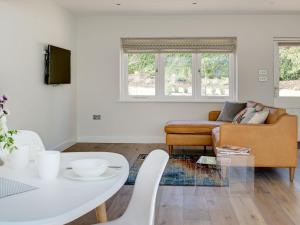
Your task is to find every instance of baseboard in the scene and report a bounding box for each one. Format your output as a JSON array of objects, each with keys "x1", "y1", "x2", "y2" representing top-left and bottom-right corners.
[
  {"x1": 77, "y1": 135, "x2": 165, "y2": 144},
  {"x1": 51, "y1": 137, "x2": 77, "y2": 151},
  {"x1": 55, "y1": 137, "x2": 300, "y2": 148}
]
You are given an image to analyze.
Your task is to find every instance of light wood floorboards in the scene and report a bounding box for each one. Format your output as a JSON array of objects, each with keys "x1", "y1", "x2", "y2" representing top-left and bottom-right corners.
[{"x1": 65, "y1": 143, "x2": 300, "y2": 225}]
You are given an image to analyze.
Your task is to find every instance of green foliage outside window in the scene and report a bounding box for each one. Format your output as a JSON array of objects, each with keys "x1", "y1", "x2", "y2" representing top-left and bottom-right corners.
[
  {"x1": 201, "y1": 53, "x2": 229, "y2": 79},
  {"x1": 280, "y1": 47, "x2": 300, "y2": 81},
  {"x1": 164, "y1": 53, "x2": 192, "y2": 82},
  {"x1": 164, "y1": 53, "x2": 192, "y2": 95},
  {"x1": 127, "y1": 53, "x2": 230, "y2": 80},
  {"x1": 128, "y1": 54, "x2": 155, "y2": 76}
]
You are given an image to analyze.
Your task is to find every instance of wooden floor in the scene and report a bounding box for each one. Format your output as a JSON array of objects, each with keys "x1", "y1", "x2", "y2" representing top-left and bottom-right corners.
[{"x1": 65, "y1": 143, "x2": 300, "y2": 225}]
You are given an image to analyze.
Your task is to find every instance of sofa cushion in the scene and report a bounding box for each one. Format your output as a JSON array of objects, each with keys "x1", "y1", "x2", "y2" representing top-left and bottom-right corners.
[
  {"x1": 263, "y1": 106, "x2": 286, "y2": 124},
  {"x1": 232, "y1": 108, "x2": 247, "y2": 124},
  {"x1": 240, "y1": 109, "x2": 269, "y2": 124},
  {"x1": 165, "y1": 120, "x2": 227, "y2": 134},
  {"x1": 217, "y1": 101, "x2": 247, "y2": 122},
  {"x1": 246, "y1": 101, "x2": 286, "y2": 124},
  {"x1": 247, "y1": 101, "x2": 264, "y2": 111},
  {"x1": 239, "y1": 107, "x2": 256, "y2": 123}
]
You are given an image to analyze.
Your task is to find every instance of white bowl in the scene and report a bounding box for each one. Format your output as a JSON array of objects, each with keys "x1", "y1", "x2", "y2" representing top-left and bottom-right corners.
[{"x1": 70, "y1": 159, "x2": 109, "y2": 178}]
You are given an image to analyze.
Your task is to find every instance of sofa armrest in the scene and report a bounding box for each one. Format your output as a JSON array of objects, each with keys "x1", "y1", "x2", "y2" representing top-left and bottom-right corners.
[
  {"x1": 208, "y1": 111, "x2": 221, "y2": 121},
  {"x1": 219, "y1": 114, "x2": 298, "y2": 167}
]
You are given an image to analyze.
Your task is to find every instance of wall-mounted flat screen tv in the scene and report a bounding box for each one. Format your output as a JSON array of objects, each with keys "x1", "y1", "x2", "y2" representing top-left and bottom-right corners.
[{"x1": 45, "y1": 45, "x2": 71, "y2": 84}]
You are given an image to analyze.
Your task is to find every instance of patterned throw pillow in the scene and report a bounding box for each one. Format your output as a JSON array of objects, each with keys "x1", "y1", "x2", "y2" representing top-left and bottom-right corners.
[
  {"x1": 239, "y1": 108, "x2": 256, "y2": 123},
  {"x1": 233, "y1": 104, "x2": 265, "y2": 124},
  {"x1": 255, "y1": 103, "x2": 264, "y2": 112},
  {"x1": 232, "y1": 108, "x2": 247, "y2": 124},
  {"x1": 240, "y1": 108, "x2": 269, "y2": 124}
]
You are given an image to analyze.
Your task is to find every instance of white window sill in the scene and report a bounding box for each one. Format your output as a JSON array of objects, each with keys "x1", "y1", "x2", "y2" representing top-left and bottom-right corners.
[{"x1": 118, "y1": 97, "x2": 234, "y2": 103}]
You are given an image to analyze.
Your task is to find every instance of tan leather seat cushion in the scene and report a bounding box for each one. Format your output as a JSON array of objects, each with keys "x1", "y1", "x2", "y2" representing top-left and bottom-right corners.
[{"x1": 165, "y1": 120, "x2": 226, "y2": 134}]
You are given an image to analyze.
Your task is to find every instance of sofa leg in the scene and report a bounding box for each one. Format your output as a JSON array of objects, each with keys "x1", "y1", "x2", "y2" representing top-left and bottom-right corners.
[
  {"x1": 168, "y1": 145, "x2": 173, "y2": 156},
  {"x1": 289, "y1": 168, "x2": 295, "y2": 182}
]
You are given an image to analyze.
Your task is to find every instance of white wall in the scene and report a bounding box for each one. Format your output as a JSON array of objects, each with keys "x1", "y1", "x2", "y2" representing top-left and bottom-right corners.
[
  {"x1": 0, "y1": 0, "x2": 77, "y2": 150},
  {"x1": 76, "y1": 15, "x2": 300, "y2": 143}
]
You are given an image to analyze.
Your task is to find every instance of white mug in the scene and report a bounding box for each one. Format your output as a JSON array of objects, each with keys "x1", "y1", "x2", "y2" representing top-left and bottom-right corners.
[
  {"x1": 9, "y1": 146, "x2": 29, "y2": 169},
  {"x1": 37, "y1": 151, "x2": 60, "y2": 180}
]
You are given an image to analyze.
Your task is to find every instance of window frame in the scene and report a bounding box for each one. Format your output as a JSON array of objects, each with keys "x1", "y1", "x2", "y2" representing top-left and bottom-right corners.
[
  {"x1": 120, "y1": 52, "x2": 236, "y2": 102},
  {"x1": 274, "y1": 39, "x2": 300, "y2": 98}
]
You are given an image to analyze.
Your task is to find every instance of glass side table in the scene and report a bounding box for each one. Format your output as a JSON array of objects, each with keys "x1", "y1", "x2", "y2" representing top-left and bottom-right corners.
[{"x1": 217, "y1": 154, "x2": 255, "y2": 196}]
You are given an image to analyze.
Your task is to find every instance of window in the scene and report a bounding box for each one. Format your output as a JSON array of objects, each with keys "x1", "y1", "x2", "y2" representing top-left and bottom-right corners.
[
  {"x1": 127, "y1": 53, "x2": 156, "y2": 96},
  {"x1": 121, "y1": 38, "x2": 236, "y2": 102},
  {"x1": 275, "y1": 42, "x2": 300, "y2": 97},
  {"x1": 164, "y1": 53, "x2": 193, "y2": 96},
  {"x1": 201, "y1": 53, "x2": 230, "y2": 97}
]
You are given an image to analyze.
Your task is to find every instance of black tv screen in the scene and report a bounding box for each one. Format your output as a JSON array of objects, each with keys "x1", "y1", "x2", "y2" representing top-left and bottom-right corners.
[{"x1": 45, "y1": 45, "x2": 71, "y2": 84}]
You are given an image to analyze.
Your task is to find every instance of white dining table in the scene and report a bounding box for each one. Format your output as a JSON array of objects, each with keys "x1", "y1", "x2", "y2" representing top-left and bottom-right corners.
[{"x1": 0, "y1": 152, "x2": 129, "y2": 225}]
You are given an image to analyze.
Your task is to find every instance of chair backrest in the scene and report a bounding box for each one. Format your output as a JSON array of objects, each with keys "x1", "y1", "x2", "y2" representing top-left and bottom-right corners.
[
  {"x1": 13, "y1": 130, "x2": 45, "y2": 160},
  {"x1": 123, "y1": 149, "x2": 169, "y2": 225}
]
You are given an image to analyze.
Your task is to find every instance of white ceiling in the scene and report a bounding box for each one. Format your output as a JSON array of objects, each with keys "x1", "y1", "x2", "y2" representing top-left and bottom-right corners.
[{"x1": 54, "y1": 0, "x2": 300, "y2": 15}]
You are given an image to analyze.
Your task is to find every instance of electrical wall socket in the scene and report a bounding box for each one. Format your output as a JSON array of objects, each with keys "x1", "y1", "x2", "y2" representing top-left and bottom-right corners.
[
  {"x1": 258, "y1": 76, "x2": 268, "y2": 82},
  {"x1": 93, "y1": 114, "x2": 101, "y2": 120},
  {"x1": 258, "y1": 69, "x2": 268, "y2": 75}
]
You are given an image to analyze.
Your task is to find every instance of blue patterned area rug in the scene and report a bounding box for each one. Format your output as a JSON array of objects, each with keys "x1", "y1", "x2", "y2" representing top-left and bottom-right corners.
[{"x1": 125, "y1": 154, "x2": 228, "y2": 186}]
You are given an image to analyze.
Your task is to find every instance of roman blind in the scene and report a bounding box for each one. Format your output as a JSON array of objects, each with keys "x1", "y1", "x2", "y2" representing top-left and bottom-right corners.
[
  {"x1": 121, "y1": 37, "x2": 237, "y2": 53},
  {"x1": 278, "y1": 42, "x2": 300, "y2": 47},
  {"x1": 274, "y1": 37, "x2": 300, "y2": 46}
]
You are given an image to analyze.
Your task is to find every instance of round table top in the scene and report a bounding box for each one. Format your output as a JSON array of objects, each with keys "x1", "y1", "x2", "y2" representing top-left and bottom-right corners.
[{"x1": 0, "y1": 152, "x2": 129, "y2": 225}]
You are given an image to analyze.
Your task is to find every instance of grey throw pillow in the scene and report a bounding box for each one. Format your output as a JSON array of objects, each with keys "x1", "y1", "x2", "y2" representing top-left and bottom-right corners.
[{"x1": 217, "y1": 101, "x2": 247, "y2": 122}]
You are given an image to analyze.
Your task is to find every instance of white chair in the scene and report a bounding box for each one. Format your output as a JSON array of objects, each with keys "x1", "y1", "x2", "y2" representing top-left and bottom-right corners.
[
  {"x1": 13, "y1": 130, "x2": 45, "y2": 161},
  {"x1": 95, "y1": 149, "x2": 169, "y2": 225}
]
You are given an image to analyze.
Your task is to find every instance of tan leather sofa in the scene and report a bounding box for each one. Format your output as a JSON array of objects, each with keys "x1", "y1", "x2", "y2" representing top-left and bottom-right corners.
[{"x1": 165, "y1": 101, "x2": 298, "y2": 181}]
